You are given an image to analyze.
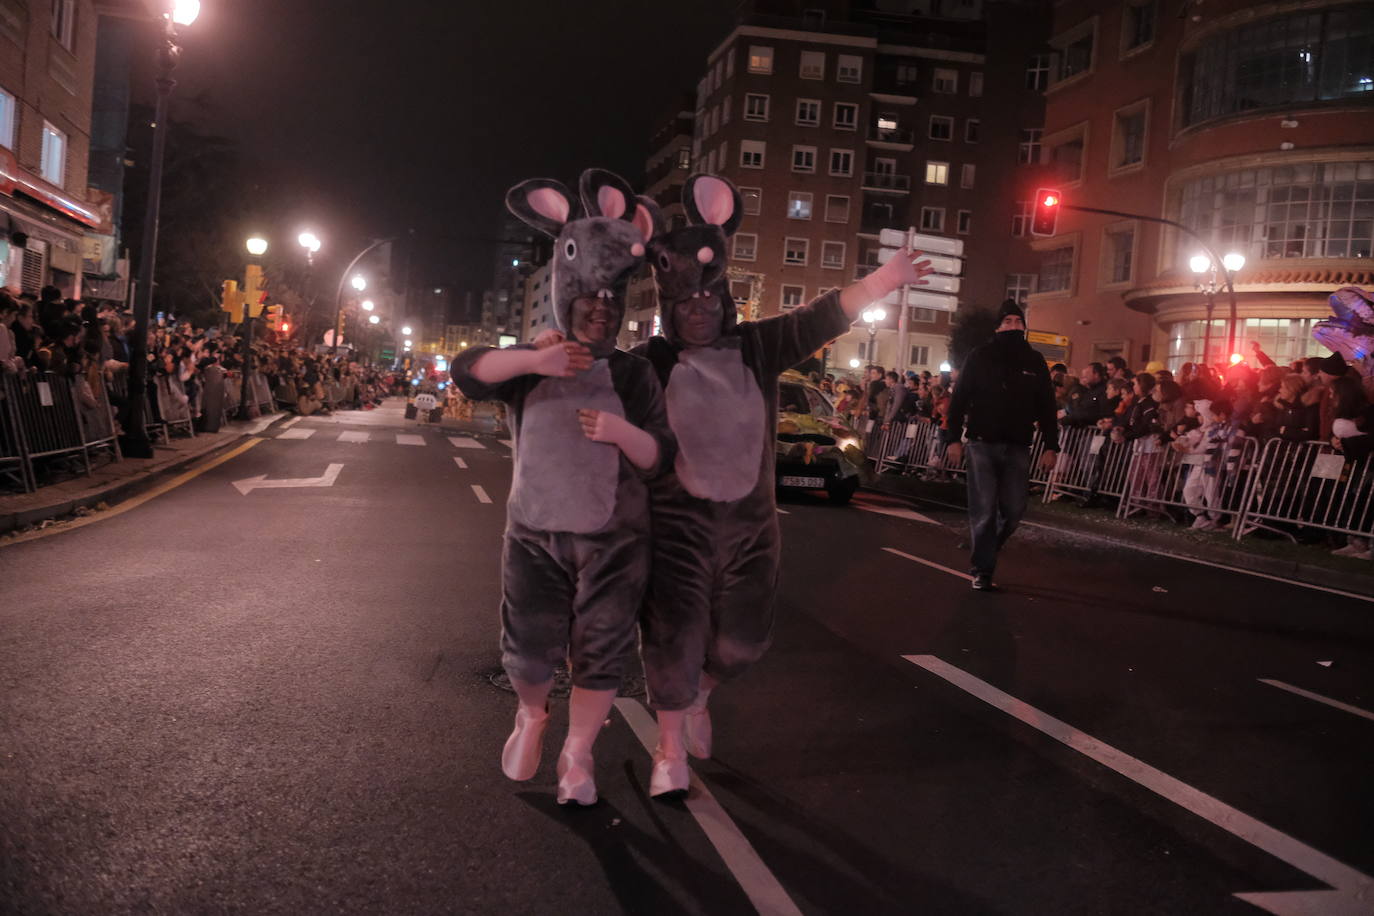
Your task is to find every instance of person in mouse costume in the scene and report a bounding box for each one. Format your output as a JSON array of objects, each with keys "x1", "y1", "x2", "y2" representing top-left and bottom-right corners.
[
  {"x1": 633, "y1": 173, "x2": 933, "y2": 795},
  {"x1": 451, "y1": 168, "x2": 673, "y2": 806}
]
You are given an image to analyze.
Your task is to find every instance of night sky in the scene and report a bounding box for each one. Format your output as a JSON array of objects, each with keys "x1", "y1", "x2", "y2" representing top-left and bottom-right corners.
[{"x1": 145, "y1": 0, "x2": 738, "y2": 296}]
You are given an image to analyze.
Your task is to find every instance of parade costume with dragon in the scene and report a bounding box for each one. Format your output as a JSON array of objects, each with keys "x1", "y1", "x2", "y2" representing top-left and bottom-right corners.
[
  {"x1": 451, "y1": 168, "x2": 673, "y2": 806},
  {"x1": 631, "y1": 173, "x2": 930, "y2": 795}
]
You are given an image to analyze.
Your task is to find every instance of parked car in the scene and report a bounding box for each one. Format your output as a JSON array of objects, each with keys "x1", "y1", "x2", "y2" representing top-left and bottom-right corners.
[{"x1": 776, "y1": 372, "x2": 866, "y2": 504}]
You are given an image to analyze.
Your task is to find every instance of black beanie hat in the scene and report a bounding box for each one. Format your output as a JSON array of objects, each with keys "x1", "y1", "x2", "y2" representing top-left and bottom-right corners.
[
  {"x1": 1320, "y1": 351, "x2": 1346, "y2": 375},
  {"x1": 998, "y1": 298, "x2": 1026, "y2": 322}
]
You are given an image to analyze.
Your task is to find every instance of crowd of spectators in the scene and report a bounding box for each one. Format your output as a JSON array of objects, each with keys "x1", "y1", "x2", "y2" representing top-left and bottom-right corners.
[
  {"x1": 1, "y1": 286, "x2": 399, "y2": 448},
  {"x1": 813, "y1": 340, "x2": 1373, "y2": 559}
]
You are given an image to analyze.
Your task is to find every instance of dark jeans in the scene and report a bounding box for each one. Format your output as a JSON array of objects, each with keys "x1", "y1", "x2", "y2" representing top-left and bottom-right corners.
[{"x1": 966, "y1": 440, "x2": 1032, "y2": 577}]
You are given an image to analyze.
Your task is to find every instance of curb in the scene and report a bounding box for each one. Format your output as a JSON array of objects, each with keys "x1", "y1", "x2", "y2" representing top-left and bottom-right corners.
[
  {"x1": 865, "y1": 476, "x2": 1373, "y2": 596},
  {"x1": 0, "y1": 414, "x2": 289, "y2": 536}
]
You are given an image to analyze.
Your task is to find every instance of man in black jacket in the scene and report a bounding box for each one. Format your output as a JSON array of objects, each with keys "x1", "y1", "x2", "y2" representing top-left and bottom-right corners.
[
  {"x1": 944, "y1": 300, "x2": 1059, "y2": 590},
  {"x1": 1060, "y1": 362, "x2": 1110, "y2": 427}
]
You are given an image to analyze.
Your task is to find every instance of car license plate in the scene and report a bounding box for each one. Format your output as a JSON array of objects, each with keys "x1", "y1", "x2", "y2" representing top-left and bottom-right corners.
[{"x1": 780, "y1": 475, "x2": 826, "y2": 488}]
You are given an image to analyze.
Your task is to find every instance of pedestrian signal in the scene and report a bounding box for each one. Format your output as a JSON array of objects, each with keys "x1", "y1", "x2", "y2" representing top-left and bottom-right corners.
[
  {"x1": 1031, "y1": 189, "x2": 1061, "y2": 237},
  {"x1": 265, "y1": 305, "x2": 285, "y2": 332}
]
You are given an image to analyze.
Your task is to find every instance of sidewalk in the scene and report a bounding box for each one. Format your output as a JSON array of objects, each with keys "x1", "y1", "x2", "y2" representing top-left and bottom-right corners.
[
  {"x1": 866, "y1": 473, "x2": 1373, "y2": 596},
  {"x1": 0, "y1": 413, "x2": 287, "y2": 537}
]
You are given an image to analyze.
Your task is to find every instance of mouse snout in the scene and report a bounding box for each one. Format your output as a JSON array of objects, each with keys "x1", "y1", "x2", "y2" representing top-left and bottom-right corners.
[
  {"x1": 696, "y1": 246, "x2": 713, "y2": 264},
  {"x1": 630, "y1": 242, "x2": 645, "y2": 257}
]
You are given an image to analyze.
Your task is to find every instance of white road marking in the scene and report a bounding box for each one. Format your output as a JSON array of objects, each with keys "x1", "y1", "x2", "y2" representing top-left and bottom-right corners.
[
  {"x1": 277, "y1": 428, "x2": 315, "y2": 440},
  {"x1": 900, "y1": 491, "x2": 1374, "y2": 606},
  {"x1": 233, "y1": 463, "x2": 343, "y2": 496},
  {"x1": 338, "y1": 431, "x2": 369, "y2": 443},
  {"x1": 447, "y1": 436, "x2": 485, "y2": 449},
  {"x1": 855, "y1": 500, "x2": 939, "y2": 525},
  {"x1": 471, "y1": 485, "x2": 492, "y2": 504},
  {"x1": 498, "y1": 439, "x2": 515, "y2": 450},
  {"x1": 904, "y1": 655, "x2": 1374, "y2": 914},
  {"x1": 395, "y1": 434, "x2": 426, "y2": 446},
  {"x1": 453, "y1": 457, "x2": 468, "y2": 469},
  {"x1": 883, "y1": 546, "x2": 972, "y2": 582},
  {"x1": 280, "y1": 415, "x2": 302, "y2": 429},
  {"x1": 245, "y1": 413, "x2": 282, "y2": 435},
  {"x1": 1258, "y1": 679, "x2": 1374, "y2": 723},
  {"x1": 776, "y1": 508, "x2": 790, "y2": 515},
  {"x1": 614, "y1": 699, "x2": 804, "y2": 916}
]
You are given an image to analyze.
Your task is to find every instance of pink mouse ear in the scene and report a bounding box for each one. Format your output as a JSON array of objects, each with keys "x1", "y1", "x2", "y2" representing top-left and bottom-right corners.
[
  {"x1": 597, "y1": 186, "x2": 627, "y2": 220},
  {"x1": 693, "y1": 176, "x2": 736, "y2": 227},
  {"x1": 526, "y1": 187, "x2": 570, "y2": 225},
  {"x1": 631, "y1": 202, "x2": 655, "y2": 243}
]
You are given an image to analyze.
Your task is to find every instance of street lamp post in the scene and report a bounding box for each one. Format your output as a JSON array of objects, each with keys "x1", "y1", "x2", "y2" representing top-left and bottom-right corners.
[
  {"x1": 1189, "y1": 251, "x2": 1246, "y2": 367},
  {"x1": 861, "y1": 307, "x2": 886, "y2": 366},
  {"x1": 331, "y1": 242, "x2": 393, "y2": 356},
  {"x1": 119, "y1": 0, "x2": 199, "y2": 458},
  {"x1": 239, "y1": 235, "x2": 267, "y2": 418},
  {"x1": 297, "y1": 231, "x2": 321, "y2": 341}
]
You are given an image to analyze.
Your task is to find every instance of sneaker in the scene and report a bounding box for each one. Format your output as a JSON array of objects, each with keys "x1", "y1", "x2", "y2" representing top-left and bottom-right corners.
[
  {"x1": 1190, "y1": 515, "x2": 1216, "y2": 530},
  {"x1": 971, "y1": 574, "x2": 999, "y2": 592},
  {"x1": 649, "y1": 746, "x2": 690, "y2": 799}
]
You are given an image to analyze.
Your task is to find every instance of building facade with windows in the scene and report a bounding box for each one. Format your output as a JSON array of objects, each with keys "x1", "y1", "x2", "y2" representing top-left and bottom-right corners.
[
  {"x1": 1029, "y1": 0, "x2": 1374, "y2": 371},
  {"x1": 0, "y1": 0, "x2": 107, "y2": 298},
  {"x1": 689, "y1": 0, "x2": 1048, "y2": 375}
]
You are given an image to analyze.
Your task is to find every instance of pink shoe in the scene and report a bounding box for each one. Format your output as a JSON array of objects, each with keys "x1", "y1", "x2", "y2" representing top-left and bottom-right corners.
[
  {"x1": 501, "y1": 705, "x2": 549, "y2": 781},
  {"x1": 650, "y1": 746, "x2": 690, "y2": 798},
  {"x1": 556, "y1": 748, "x2": 597, "y2": 806},
  {"x1": 684, "y1": 705, "x2": 712, "y2": 760}
]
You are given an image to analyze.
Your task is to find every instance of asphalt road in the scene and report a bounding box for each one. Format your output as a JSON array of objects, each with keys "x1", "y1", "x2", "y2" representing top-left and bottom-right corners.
[{"x1": 2, "y1": 399, "x2": 1371, "y2": 915}]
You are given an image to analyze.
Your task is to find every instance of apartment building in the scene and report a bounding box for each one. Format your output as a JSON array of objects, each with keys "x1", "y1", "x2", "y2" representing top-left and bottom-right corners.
[
  {"x1": 1, "y1": 0, "x2": 108, "y2": 297},
  {"x1": 1031, "y1": 0, "x2": 1374, "y2": 370},
  {"x1": 689, "y1": 1, "x2": 1048, "y2": 374}
]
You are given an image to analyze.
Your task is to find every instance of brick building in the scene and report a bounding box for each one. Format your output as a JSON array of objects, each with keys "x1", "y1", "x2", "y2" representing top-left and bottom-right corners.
[
  {"x1": 1, "y1": 0, "x2": 109, "y2": 297},
  {"x1": 688, "y1": 0, "x2": 1049, "y2": 375},
  {"x1": 1030, "y1": 0, "x2": 1374, "y2": 371}
]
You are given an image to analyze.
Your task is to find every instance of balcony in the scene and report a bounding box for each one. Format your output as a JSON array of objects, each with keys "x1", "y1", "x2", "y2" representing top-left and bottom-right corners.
[
  {"x1": 866, "y1": 125, "x2": 914, "y2": 151},
  {"x1": 861, "y1": 171, "x2": 911, "y2": 194}
]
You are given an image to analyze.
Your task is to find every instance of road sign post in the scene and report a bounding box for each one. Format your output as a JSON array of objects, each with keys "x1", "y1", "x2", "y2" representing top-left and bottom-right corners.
[{"x1": 878, "y1": 228, "x2": 964, "y2": 372}]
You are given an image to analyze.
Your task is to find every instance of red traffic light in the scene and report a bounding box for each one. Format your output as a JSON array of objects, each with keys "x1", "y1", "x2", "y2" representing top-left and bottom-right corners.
[{"x1": 1031, "y1": 187, "x2": 1063, "y2": 237}]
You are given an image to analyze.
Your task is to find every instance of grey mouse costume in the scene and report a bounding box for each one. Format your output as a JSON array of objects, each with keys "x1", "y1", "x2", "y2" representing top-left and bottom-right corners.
[
  {"x1": 633, "y1": 174, "x2": 851, "y2": 711},
  {"x1": 452, "y1": 169, "x2": 674, "y2": 694}
]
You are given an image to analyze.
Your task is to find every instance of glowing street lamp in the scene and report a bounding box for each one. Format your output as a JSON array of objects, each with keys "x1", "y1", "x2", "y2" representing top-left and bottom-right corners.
[
  {"x1": 860, "y1": 307, "x2": 885, "y2": 365},
  {"x1": 404, "y1": 339, "x2": 413, "y2": 348},
  {"x1": 1189, "y1": 254, "x2": 1212, "y2": 275},
  {"x1": 1222, "y1": 252, "x2": 1246, "y2": 273},
  {"x1": 297, "y1": 231, "x2": 321, "y2": 253},
  {"x1": 401, "y1": 325, "x2": 413, "y2": 336},
  {"x1": 351, "y1": 274, "x2": 367, "y2": 292},
  {"x1": 245, "y1": 235, "x2": 268, "y2": 257},
  {"x1": 848, "y1": 358, "x2": 861, "y2": 369},
  {"x1": 361, "y1": 299, "x2": 374, "y2": 311},
  {"x1": 170, "y1": 0, "x2": 200, "y2": 26},
  {"x1": 368, "y1": 314, "x2": 380, "y2": 325}
]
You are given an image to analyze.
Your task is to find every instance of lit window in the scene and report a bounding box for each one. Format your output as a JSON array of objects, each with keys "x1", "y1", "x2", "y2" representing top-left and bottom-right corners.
[
  {"x1": 932, "y1": 68, "x2": 958, "y2": 93},
  {"x1": 676, "y1": 147, "x2": 691, "y2": 169},
  {"x1": 828, "y1": 149, "x2": 853, "y2": 177},
  {"x1": 791, "y1": 145, "x2": 816, "y2": 173},
  {"x1": 837, "y1": 54, "x2": 863, "y2": 83},
  {"x1": 734, "y1": 233, "x2": 758, "y2": 261},
  {"x1": 877, "y1": 115, "x2": 898, "y2": 131},
  {"x1": 821, "y1": 241, "x2": 846, "y2": 270},
  {"x1": 784, "y1": 237, "x2": 809, "y2": 266},
  {"x1": 41, "y1": 121, "x2": 66, "y2": 187},
  {"x1": 0, "y1": 89, "x2": 15, "y2": 150},
  {"x1": 800, "y1": 50, "x2": 825, "y2": 80},
  {"x1": 740, "y1": 186, "x2": 762, "y2": 215},
  {"x1": 920, "y1": 207, "x2": 945, "y2": 232},
  {"x1": 740, "y1": 139, "x2": 766, "y2": 169},
  {"x1": 744, "y1": 93, "x2": 770, "y2": 122},
  {"x1": 825, "y1": 194, "x2": 851, "y2": 223},
  {"x1": 924, "y1": 161, "x2": 949, "y2": 185},
  {"x1": 795, "y1": 99, "x2": 820, "y2": 126},
  {"x1": 748, "y1": 45, "x2": 774, "y2": 74},
  {"x1": 787, "y1": 191, "x2": 813, "y2": 220},
  {"x1": 929, "y1": 116, "x2": 953, "y2": 141},
  {"x1": 833, "y1": 102, "x2": 858, "y2": 130},
  {"x1": 781, "y1": 285, "x2": 805, "y2": 309}
]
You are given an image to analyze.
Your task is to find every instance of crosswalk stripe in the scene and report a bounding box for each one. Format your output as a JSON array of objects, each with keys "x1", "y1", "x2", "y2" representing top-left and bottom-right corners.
[
  {"x1": 395, "y1": 434, "x2": 426, "y2": 446},
  {"x1": 471, "y1": 484, "x2": 492, "y2": 504},
  {"x1": 448, "y1": 436, "x2": 485, "y2": 449},
  {"x1": 338, "y1": 431, "x2": 369, "y2": 443},
  {"x1": 498, "y1": 439, "x2": 515, "y2": 450},
  {"x1": 277, "y1": 428, "x2": 315, "y2": 440},
  {"x1": 454, "y1": 457, "x2": 468, "y2": 469}
]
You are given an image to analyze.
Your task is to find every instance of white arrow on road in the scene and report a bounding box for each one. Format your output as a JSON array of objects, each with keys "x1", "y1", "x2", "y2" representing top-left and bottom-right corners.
[{"x1": 232, "y1": 463, "x2": 343, "y2": 496}]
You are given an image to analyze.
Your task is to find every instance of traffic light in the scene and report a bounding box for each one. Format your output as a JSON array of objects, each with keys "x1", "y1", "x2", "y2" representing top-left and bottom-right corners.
[
  {"x1": 219, "y1": 280, "x2": 243, "y2": 322},
  {"x1": 242, "y1": 264, "x2": 269, "y2": 318},
  {"x1": 264, "y1": 305, "x2": 285, "y2": 332},
  {"x1": 1031, "y1": 188, "x2": 1062, "y2": 237}
]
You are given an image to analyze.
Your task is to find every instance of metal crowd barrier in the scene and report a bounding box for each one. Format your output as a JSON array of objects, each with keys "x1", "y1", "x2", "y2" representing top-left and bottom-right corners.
[
  {"x1": 76, "y1": 374, "x2": 121, "y2": 466},
  {"x1": 870, "y1": 417, "x2": 967, "y2": 479},
  {"x1": 155, "y1": 375, "x2": 196, "y2": 438},
  {"x1": 251, "y1": 373, "x2": 273, "y2": 415},
  {"x1": 6, "y1": 372, "x2": 91, "y2": 483},
  {"x1": 1043, "y1": 425, "x2": 1133, "y2": 504},
  {"x1": 1, "y1": 374, "x2": 35, "y2": 491},
  {"x1": 1235, "y1": 439, "x2": 1374, "y2": 542},
  {"x1": 107, "y1": 368, "x2": 167, "y2": 444},
  {"x1": 1116, "y1": 437, "x2": 1258, "y2": 523}
]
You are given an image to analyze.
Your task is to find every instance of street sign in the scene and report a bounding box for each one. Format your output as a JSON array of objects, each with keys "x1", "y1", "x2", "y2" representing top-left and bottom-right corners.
[
  {"x1": 379, "y1": 345, "x2": 396, "y2": 361},
  {"x1": 882, "y1": 288, "x2": 960, "y2": 311},
  {"x1": 879, "y1": 228, "x2": 964, "y2": 257},
  {"x1": 877, "y1": 249, "x2": 961, "y2": 275}
]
